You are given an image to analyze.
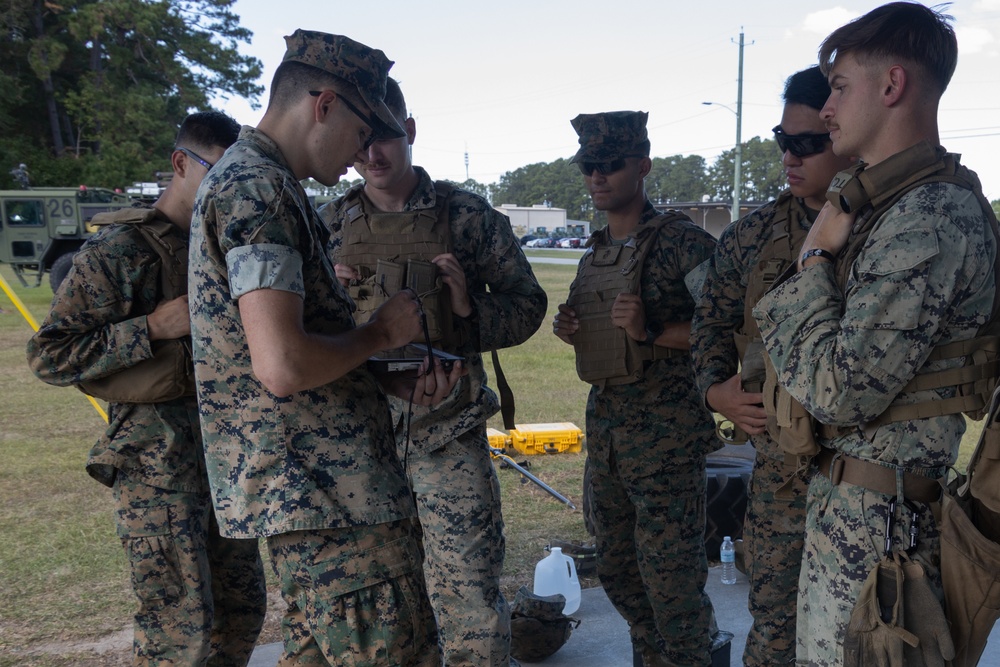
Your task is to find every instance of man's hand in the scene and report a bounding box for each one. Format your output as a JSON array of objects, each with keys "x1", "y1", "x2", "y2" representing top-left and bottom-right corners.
[
  {"x1": 333, "y1": 262, "x2": 360, "y2": 288},
  {"x1": 364, "y1": 289, "x2": 423, "y2": 351},
  {"x1": 147, "y1": 295, "x2": 190, "y2": 341},
  {"x1": 706, "y1": 375, "x2": 767, "y2": 435},
  {"x1": 553, "y1": 303, "x2": 579, "y2": 344},
  {"x1": 380, "y1": 357, "x2": 468, "y2": 405},
  {"x1": 798, "y1": 201, "x2": 858, "y2": 270},
  {"x1": 611, "y1": 293, "x2": 645, "y2": 341},
  {"x1": 431, "y1": 253, "x2": 472, "y2": 318}
]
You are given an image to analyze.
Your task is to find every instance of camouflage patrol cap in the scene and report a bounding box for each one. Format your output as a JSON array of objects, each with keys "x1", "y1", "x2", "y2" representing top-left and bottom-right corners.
[
  {"x1": 282, "y1": 29, "x2": 405, "y2": 141},
  {"x1": 570, "y1": 111, "x2": 651, "y2": 163}
]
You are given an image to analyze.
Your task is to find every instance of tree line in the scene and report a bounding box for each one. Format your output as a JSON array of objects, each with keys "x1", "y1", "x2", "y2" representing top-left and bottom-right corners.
[
  {"x1": 4, "y1": 3, "x2": 997, "y2": 223},
  {"x1": 1, "y1": 0, "x2": 262, "y2": 190},
  {"x1": 308, "y1": 136, "x2": 787, "y2": 228}
]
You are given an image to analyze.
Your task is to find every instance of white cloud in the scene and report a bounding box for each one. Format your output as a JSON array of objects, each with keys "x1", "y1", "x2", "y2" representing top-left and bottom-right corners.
[
  {"x1": 973, "y1": 0, "x2": 1000, "y2": 11},
  {"x1": 957, "y1": 26, "x2": 995, "y2": 54},
  {"x1": 799, "y1": 8, "x2": 859, "y2": 36}
]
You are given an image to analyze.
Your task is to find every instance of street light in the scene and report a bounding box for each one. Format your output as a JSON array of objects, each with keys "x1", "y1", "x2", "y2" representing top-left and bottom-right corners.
[{"x1": 702, "y1": 101, "x2": 743, "y2": 223}]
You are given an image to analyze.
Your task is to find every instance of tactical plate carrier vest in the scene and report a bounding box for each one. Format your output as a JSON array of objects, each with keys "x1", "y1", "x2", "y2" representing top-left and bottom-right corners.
[
  {"x1": 335, "y1": 182, "x2": 461, "y2": 349},
  {"x1": 731, "y1": 192, "x2": 812, "y2": 446},
  {"x1": 566, "y1": 212, "x2": 686, "y2": 387},
  {"x1": 766, "y1": 143, "x2": 1000, "y2": 467},
  {"x1": 77, "y1": 207, "x2": 196, "y2": 403}
]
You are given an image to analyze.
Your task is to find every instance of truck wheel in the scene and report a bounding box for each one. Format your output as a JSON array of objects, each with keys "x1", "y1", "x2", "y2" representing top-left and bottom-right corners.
[{"x1": 48, "y1": 252, "x2": 75, "y2": 292}]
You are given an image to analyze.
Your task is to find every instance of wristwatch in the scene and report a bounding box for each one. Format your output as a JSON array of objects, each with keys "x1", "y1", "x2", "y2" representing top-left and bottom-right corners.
[
  {"x1": 801, "y1": 248, "x2": 837, "y2": 264},
  {"x1": 640, "y1": 322, "x2": 664, "y2": 346}
]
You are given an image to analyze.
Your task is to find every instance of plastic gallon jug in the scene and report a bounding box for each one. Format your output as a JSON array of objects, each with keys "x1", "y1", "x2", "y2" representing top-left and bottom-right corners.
[{"x1": 533, "y1": 546, "x2": 581, "y2": 614}]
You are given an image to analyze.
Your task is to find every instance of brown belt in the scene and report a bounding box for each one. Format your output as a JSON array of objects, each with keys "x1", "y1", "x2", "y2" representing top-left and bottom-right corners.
[{"x1": 814, "y1": 448, "x2": 941, "y2": 503}]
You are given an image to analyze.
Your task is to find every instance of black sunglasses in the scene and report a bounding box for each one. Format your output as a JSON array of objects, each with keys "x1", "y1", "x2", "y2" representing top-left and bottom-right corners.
[
  {"x1": 177, "y1": 147, "x2": 213, "y2": 171},
  {"x1": 310, "y1": 90, "x2": 377, "y2": 150},
  {"x1": 772, "y1": 125, "x2": 831, "y2": 158},
  {"x1": 577, "y1": 158, "x2": 628, "y2": 177}
]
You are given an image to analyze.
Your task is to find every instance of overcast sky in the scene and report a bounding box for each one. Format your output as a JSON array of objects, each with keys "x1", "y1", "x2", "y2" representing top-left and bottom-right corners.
[{"x1": 217, "y1": 0, "x2": 1000, "y2": 201}]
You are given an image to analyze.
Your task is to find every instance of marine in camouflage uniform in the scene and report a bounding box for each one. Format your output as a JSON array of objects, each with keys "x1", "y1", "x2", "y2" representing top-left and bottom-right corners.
[
  {"x1": 321, "y1": 78, "x2": 547, "y2": 667},
  {"x1": 187, "y1": 31, "x2": 464, "y2": 667},
  {"x1": 690, "y1": 66, "x2": 856, "y2": 666},
  {"x1": 753, "y1": 6, "x2": 998, "y2": 664},
  {"x1": 553, "y1": 111, "x2": 719, "y2": 666},
  {"x1": 26, "y1": 112, "x2": 267, "y2": 666}
]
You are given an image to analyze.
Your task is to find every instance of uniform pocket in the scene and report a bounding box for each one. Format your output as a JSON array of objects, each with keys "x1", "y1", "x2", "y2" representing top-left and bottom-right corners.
[{"x1": 116, "y1": 505, "x2": 183, "y2": 605}]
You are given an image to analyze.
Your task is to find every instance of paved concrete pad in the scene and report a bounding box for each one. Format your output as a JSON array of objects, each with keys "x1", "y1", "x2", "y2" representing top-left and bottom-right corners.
[{"x1": 249, "y1": 564, "x2": 1000, "y2": 666}]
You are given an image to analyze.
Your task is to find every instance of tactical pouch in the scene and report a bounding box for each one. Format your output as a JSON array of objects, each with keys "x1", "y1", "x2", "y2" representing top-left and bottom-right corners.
[
  {"x1": 406, "y1": 258, "x2": 451, "y2": 344},
  {"x1": 938, "y1": 387, "x2": 1000, "y2": 666},
  {"x1": 762, "y1": 350, "x2": 819, "y2": 457},
  {"x1": 78, "y1": 338, "x2": 196, "y2": 403},
  {"x1": 347, "y1": 259, "x2": 401, "y2": 327}
]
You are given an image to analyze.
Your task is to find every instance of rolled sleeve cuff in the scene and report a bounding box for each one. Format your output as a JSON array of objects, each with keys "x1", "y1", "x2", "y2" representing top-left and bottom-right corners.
[{"x1": 226, "y1": 243, "x2": 305, "y2": 299}]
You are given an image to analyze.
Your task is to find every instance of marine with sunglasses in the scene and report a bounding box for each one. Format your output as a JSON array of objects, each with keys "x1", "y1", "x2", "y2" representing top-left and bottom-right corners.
[
  {"x1": 553, "y1": 111, "x2": 720, "y2": 666},
  {"x1": 690, "y1": 66, "x2": 855, "y2": 667},
  {"x1": 754, "y1": 5, "x2": 999, "y2": 664},
  {"x1": 27, "y1": 112, "x2": 269, "y2": 665},
  {"x1": 187, "y1": 31, "x2": 465, "y2": 666}
]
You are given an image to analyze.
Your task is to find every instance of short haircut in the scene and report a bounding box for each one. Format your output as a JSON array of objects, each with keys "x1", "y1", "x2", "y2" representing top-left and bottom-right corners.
[
  {"x1": 783, "y1": 66, "x2": 831, "y2": 111},
  {"x1": 175, "y1": 111, "x2": 240, "y2": 150},
  {"x1": 267, "y1": 60, "x2": 360, "y2": 112},
  {"x1": 383, "y1": 77, "x2": 407, "y2": 124},
  {"x1": 819, "y1": 2, "x2": 957, "y2": 95}
]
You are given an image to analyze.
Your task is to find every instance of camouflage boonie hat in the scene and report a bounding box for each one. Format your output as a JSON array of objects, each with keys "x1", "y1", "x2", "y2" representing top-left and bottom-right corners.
[
  {"x1": 509, "y1": 586, "x2": 580, "y2": 662},
  {"x1": 282, "y1": 29, "x2": 405, "y2": 141},
  {"x1": 570, "y1": 111, "x2": 650, "y2": 163}
]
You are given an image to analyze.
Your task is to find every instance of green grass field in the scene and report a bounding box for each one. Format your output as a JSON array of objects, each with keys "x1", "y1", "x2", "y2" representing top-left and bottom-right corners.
[{"x1": 0, "y1": 259, "x2": 982, "y2": 665}]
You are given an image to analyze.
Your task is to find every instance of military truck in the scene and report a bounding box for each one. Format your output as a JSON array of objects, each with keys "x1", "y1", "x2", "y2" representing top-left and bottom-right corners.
[{"x1": 0, "y1": 186, "x2": 134, "y2": 291}]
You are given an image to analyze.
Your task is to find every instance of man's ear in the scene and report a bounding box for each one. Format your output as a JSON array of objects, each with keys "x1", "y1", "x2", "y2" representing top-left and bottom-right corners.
[
  {"x1": 170, "y1": 149, "x2": 187, "y2": 179},
  {"x1": 405, "y1": 116, "x2": 416, "y2": 146},
  {"x1": 883, "y1": 64, "x2": 907, "y2": 107},
  {"x1": 311, "y1": 89, "x2": 336, "y2": 122},
  {"x1": 638, "y1": 156, "x2": 652, "y2": 179}
]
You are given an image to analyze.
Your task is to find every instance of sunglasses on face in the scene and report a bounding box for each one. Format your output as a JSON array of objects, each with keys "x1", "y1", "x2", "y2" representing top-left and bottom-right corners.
[
  {"x1": 577, "y1": 158, "x2": 627, "y2": 176},
  {"x1": 772, "y1": 125, "x2": 831, "y2": 158},
  {"x1": 177, "y1": 147, "x2": 213, "y2": 171},
  {"x1": 310, "y1": 90, "x2": 377, "y2": 150}
]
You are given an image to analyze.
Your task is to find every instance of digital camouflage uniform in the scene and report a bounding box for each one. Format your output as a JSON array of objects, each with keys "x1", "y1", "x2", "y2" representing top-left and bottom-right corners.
[
  {"x1": 26, "y1": 206, "x2": 267, "y2": 666},
  {"x1": 753, "y1": 158, "x2": 997, "y2": 665},
  {"x1": 188, "y1": 119, "x2": 441, "y2": 666},
  {"x1": 690, "y1": 192, "x2": 815, "y2": 666},
  {"x1": 572, "y1": 201, "x2": 719, "y2": 666},
  {"x1": 321, "y1": 167, "x2": 547, "y2": 666}
]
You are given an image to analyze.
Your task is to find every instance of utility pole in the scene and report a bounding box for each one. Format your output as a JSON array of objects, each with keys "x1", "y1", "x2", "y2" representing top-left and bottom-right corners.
[{"x1": 732, "y1": 29, "x2": 745, "y2": 223}]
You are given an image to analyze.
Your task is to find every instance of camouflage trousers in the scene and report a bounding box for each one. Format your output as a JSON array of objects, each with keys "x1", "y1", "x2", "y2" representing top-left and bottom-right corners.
[
  {"x1": 586, "y1": 410, "x2": 716, "y2": 666},
  {"x1": 267, "y1": 518, "x2": 441, "y2": 667},
  {"x1": 796, "y1": 472, "x2": 941, "y2": 666},
  {"x1": 741, "y1": 449, "x2": 808, "y2": 667},
  {"x1": 112, "y1": 474, "x2": 266, "y2": 666},
  {"x1": 405, "y1": 428, "x2": 512, "y2": 666}
]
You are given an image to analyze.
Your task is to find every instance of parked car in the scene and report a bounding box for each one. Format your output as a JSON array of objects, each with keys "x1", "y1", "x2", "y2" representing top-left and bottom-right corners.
[
  {"x1": 520, "y1": 234, "x2": 538, "y2": 246},
  {"x1": 527, "y1": 237, "x2": 556, "y2": 248},
  {"x1": 557, "y1": 237, "x2": 575, "y2": 248}
]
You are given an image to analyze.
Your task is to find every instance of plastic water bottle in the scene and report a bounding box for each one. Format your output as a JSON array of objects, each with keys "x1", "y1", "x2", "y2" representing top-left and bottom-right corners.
[
  {"x1": 720, "y1": 536, "x2": 737, "y2": 585},
  {"x1": 533, "y1": 546, "x2": 582, "y2": 614}
]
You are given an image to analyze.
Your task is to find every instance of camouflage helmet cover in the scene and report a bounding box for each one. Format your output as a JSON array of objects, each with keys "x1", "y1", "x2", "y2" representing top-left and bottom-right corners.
[
  {"x1": 282, "y1": 29, "x2": 405, "y2": 141},
  {"x1": 570, "y1": 110, "x2": 650, "y2": 163},
  {"x1": 509, "y1": 585, "x2": 579, "y2": 662}
]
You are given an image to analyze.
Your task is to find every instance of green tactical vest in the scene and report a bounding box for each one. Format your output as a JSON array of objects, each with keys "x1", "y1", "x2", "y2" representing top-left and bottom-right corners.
[
  {"x1": 566, "y1": 211, "x2": 686, "y2": 388},
  {"x1": 76, "y1": 207, "x2": 196, "y2": 403},
  {"x1": 335, "y1": 182, "x2": 461, "y2": 350}
]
